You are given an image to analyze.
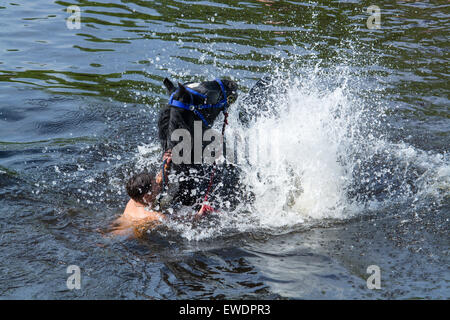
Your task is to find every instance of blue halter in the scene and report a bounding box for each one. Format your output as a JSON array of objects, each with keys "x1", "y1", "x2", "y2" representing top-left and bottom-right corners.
[{"x1": 168, "y1": 79, "x2": 228, "y2": 128}]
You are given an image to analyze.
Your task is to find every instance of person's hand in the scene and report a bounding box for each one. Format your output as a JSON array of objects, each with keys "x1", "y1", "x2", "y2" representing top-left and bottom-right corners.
[
  {"x1": 156, "y1": 171, "x2": 163, "y2": 185},
  {"x1": 163, "y1": 149, "x2": 172, "y2": 169},
  {"x1": 156, "y1": 149, "x2": 172, "y2": 185},
  {"x1": 195, "y1": 204, "x2": 215, "y2": 220}
]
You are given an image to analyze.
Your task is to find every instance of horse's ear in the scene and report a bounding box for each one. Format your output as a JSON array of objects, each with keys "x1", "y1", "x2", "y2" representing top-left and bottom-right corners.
[
  {"x1": 163, "y1": 78, "x2": 176, "y2": 94},
  {"x1": 177, "y1": 82, "x2": 189, "y2": 97}
]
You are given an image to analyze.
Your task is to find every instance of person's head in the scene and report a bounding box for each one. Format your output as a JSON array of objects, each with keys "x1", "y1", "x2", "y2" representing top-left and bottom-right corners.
[{"x1": 126, "y1": 172, "x2": 155, "y2": 205}]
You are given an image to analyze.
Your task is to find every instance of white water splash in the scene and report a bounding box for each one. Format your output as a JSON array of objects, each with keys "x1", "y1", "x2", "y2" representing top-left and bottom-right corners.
[
  {"x1": 221, "y1": 69, "x2": 449, "y2": 233},
  {"x1": 226, "y1": 74, "x2": 363, "y2": 228}
]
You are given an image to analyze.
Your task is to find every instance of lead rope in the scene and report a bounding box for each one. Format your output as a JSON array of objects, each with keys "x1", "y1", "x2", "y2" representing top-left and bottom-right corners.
[
  {"x1": 161, "y1": 158, "x2": 167, "y2": 189},
  {"x1": 202, "y1": 110, "x2": 228, "y2": 205},
  {"x1": 153, "y1": 157, "x2": 168, "y2": 211}
]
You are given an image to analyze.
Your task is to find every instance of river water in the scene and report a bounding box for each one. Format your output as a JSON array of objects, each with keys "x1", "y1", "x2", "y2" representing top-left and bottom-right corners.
[{"x1": 0, "y1": 0, "x2": 448, "y2": 299}]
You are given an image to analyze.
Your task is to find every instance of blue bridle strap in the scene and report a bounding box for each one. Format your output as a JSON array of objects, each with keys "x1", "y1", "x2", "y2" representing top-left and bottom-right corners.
[{"x1": 168, "y1": 79, "x2": 228, "y2": 128}]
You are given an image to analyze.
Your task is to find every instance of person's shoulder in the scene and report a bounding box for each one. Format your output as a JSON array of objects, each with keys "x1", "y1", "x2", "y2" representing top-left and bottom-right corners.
[{"x1": 140, "y1": 210, "x2": 164, "y2": 221}]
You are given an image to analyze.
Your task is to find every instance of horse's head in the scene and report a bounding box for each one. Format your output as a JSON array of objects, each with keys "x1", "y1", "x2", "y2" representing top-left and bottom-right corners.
[
  {"x1": 164, "y1": 78, "x2": 237, "y2": 125},
  {"x1": 159, "y1": 78, "x2": 238, "y2": 151}
]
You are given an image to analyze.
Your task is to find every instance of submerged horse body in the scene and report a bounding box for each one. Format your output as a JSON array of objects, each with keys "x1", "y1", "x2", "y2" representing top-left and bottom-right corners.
[
  {"x1": 156, "y1": 76, "x2": 277, "y2": 212},
  {"x1": 157, "y1": 78, "x2": 239, "y2": 209}
]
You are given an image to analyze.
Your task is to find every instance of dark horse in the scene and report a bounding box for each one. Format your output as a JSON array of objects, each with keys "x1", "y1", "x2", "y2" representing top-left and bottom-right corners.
[{"x1": 157, "y1": 78, "x2": 239, "y2": 209}]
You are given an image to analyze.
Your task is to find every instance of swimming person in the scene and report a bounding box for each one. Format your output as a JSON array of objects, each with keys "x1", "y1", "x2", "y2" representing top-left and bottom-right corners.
[
  {"x1": 112, "y1": 150, "x2": 213, "y2": 237},
  {"x1": 111, "y1": 171, "x2": 166, "y2": 237}
]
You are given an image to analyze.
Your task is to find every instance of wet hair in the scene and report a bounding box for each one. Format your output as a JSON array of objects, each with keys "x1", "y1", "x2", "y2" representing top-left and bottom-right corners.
[{"x1": 126, "y1": 172, "x2": 154, "y2": 204}]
